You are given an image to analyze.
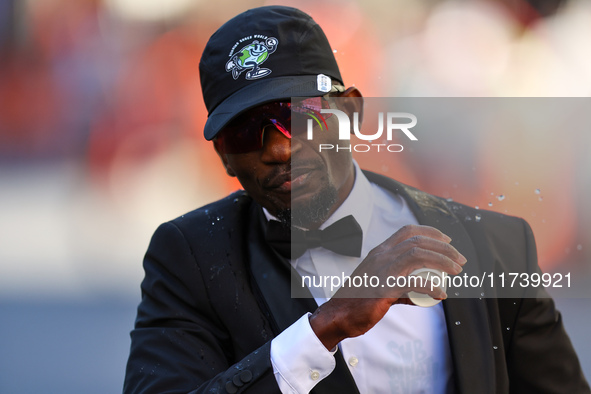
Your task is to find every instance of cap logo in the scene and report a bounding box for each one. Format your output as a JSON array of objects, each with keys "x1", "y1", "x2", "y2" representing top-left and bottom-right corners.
[{"x1": 225, "y1": 36, "x2": 278, "y2": 80}]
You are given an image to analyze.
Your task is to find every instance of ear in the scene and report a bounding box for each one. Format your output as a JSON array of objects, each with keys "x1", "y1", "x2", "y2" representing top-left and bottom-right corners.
[
  {"x1": 337, "y1": 86, "x2": 364, "y2": 129},
  {"x1": 341, "y1": 86, "x2": 363, "y2": 100},
  {"x1": 213, "y1": 140, "x2": 236, "y2": 177}
]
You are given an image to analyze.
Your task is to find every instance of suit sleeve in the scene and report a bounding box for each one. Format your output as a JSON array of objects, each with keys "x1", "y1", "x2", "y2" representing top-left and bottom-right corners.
[
  {"x1": 123, "y1": 222, "x2": 280, "y2": 394},
  {"x1": 506, "y1": 219, "x2": 590, "y2": 393}
]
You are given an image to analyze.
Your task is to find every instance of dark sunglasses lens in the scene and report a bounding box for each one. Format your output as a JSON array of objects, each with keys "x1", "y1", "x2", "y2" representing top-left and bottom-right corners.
[
  {"x1": 215, "y1": 99, "x2": 331, "y2": 154},
  {"x1": 216, "y1": 118, "x2": 263, "y2": 154},
  {"x1": 216, "y1": 103, "x2": 289, "y2": 154}
]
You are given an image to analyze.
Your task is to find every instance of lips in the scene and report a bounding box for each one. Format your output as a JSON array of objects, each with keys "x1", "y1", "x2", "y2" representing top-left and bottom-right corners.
[
  {"x1": 266, "y1": 171, "x2": 292, "y2": 191},
  {"x1": 265, "y1": 165, "x2": 316, "y2": 193},
  {"x1": 290, "y1": 167, "x2": 315, "y2": 190},
  {"x1": 290, "y1": 166, "x2": 311, "y2": 180}
]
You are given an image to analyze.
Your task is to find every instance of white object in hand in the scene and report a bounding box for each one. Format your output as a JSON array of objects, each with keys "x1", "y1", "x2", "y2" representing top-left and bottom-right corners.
[{"x1": 407, "y1": 268, "x2": 447, "y2": 307}]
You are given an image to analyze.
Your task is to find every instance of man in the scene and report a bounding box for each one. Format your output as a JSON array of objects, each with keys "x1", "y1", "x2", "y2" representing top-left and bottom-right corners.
[{"x1": 124, "y1": 6, "x2": 589, "y2": 394}]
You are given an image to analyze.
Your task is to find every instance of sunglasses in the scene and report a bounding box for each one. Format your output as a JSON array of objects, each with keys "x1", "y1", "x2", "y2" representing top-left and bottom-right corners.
[{"x1": 214, "y1": 97, "x2": 333, "y2": 154}]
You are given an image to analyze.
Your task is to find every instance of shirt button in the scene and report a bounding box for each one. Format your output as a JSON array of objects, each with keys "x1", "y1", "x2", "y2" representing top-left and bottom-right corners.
[
  {"x1": 348, "y1": 356, "x2": 359, "y2": 367},
  {"x1": 310, "y1": 370, "x2": 320, "y2": 380}
]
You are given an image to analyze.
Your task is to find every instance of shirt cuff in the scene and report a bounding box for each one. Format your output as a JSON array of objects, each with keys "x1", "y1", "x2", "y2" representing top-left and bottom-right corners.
[{"x1": 271, "y1": 313, "x2": 337, "y2": 394}]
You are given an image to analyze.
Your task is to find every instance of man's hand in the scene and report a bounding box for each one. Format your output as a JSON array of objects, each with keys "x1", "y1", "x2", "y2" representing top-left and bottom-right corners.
[{"x1": 309, "y1": 224, "x2": 466, "y2": 350}]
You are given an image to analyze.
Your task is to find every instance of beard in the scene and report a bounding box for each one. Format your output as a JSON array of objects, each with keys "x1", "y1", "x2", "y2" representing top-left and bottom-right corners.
[{"x1": 275, "y1": 183, "x2": 338, "y2": 229}]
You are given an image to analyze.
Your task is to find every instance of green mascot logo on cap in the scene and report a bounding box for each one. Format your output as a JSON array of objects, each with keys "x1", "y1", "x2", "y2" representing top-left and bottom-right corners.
[{"x1": 226, "y1": 37, "x2": 278, "y2": 80}]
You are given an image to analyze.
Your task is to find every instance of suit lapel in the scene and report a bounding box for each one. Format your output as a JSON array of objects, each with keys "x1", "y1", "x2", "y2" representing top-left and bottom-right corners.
[
  {"x1": 364, "y1": 172, "x2": 497, "y2": 394},
  {"x1": 247, "y1": 204, "x2": 316, "y2": 332},
  {"x1": 246, "y1": 204, "x2": 360, "y2": 394}
]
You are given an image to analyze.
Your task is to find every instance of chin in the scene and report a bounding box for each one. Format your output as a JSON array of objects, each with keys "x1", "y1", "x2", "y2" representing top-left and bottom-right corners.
[{"x1": 290, "y1": 184, "x2": 338, "y2": 229}]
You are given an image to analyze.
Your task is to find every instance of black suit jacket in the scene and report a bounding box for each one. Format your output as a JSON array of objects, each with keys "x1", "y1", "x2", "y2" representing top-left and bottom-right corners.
[{"x1": 124, "y1": 171, "x2": 589, "y2": 394}]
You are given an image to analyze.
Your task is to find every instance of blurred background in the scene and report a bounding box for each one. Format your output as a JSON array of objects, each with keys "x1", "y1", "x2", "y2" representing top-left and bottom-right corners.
[{"x1": 1, "y1": 0, "x2": 590, "y2": 392}]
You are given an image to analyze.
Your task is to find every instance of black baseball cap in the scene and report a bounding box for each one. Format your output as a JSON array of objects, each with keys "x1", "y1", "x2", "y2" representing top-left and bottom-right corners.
[{"x1": 199, "y1": 6, "x2": 343, "y2": 140}]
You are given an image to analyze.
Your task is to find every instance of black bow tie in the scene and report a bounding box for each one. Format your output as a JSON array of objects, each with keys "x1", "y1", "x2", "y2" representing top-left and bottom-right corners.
[{"x1": 265, "y1": 215, "x2": 363, "y2": 259}]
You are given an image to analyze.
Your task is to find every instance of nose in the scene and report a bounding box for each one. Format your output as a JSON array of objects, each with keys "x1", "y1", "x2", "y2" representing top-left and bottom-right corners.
[{"x1": 260, "y1": 126, "x2": 292, "y2": 163}]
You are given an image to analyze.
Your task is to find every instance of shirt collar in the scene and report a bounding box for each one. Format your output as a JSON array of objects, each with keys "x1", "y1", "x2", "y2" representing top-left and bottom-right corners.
[{"x1": 318, "y1": 160, "x2": 372, "y2": 238}]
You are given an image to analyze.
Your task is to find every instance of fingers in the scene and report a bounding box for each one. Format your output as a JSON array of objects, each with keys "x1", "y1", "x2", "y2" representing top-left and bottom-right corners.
[
  {"x1": 368, "y1": 225, "x2": 466, "y2": 277},
  {"x1": 331, "y1": 225, "x2": 464, "y2": 299},
  {"x1": 310, "y1": 225, "x2": 462, "y2": 346},
  {"x1": 388, "y1": 224, "x2": 452, "y2": 244},
  {"x1": 397, "y1": 244, "x2": 465, "y2": 276}
]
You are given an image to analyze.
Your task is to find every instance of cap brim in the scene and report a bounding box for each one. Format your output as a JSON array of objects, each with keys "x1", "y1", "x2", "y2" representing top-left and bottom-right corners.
[{"x1": 203, "y1": 75, "x2": 334, "y2": 140}]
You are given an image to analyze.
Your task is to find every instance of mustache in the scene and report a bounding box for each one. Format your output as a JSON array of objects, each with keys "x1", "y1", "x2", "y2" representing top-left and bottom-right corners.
[
  {"x1": 263, "y1": 164, "x2": 291, "y2": 189},
  {"x1": 262, "y1": 158, "x2": 322, "y2": 189}
]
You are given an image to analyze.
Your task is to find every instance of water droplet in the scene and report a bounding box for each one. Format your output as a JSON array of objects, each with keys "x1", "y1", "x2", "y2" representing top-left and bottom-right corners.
[
  {"x1": 216, "y1": 217, "x2": 221, "y2": 221},
  {"x1": 480, "y1": 292, "x2": 485, "y2": 297},
  {"x1": 535, "y1": 188, "x2": 541, "y2": 194},
  {"x1": 497, "y1": 195, "x2": 505, "y2": 201},
  {"x1": 475, "y1": 214, "x2": 481, "y2": 222},
  {"x1": 475, "y1": 206, "x2": 479, "y2": 210},
  {"x1": 577, "y1": 244, "x2": 583, "y2": 251},
  {"x1": 454, "y1": 292, "x2": 460, "y2": 296},
  {"x1": 465, "y1": 215, "x2": 472, "y2": 221},
  {"x1": 513, "y1": 302, "x2": 517, "y2": 305},
  {"x1": 455, "y1": 321, "x2": 461, "y2": 325},
  {"x1": 211, "y1": 222, "x2": 215, "y2": 225},
  {"x1": 233, "y1": 198, "x2": 239, "y2": 204},
  {"x1": 493, "y1": 345, "x2": 498, "y2": 350},
  {"x1": 488, "y1": 202, "x2": 493, "y2": 207},
  {"x1": 333, "y1": 49, "x2": 337, "y2": 53},
  {"x1": 538, "y1": 196, "x2": 543, "y2": 201},
  {"x1": 506, "y1": 327, "x2": 510, "y2": 331},
  {"x1": 446, "y1": 198, "x2": 454, "y2": 202}
]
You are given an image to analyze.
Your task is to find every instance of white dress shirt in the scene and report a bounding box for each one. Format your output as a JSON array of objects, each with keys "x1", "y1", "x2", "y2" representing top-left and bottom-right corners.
[{"x1": 269, "y1": 162, "x2": 454, "y2": 394}]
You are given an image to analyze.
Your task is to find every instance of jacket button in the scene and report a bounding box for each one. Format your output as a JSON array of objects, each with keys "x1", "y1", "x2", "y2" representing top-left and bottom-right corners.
[
  {"x1": 225, "y1": 381, "x2": 238, "y2": 394},
  {"x1": 239, "y1": 370, "x2": 253, "y2": 383},
  {"x1": 232, "y1": 375, "x2": 244, "y2": 387}
]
